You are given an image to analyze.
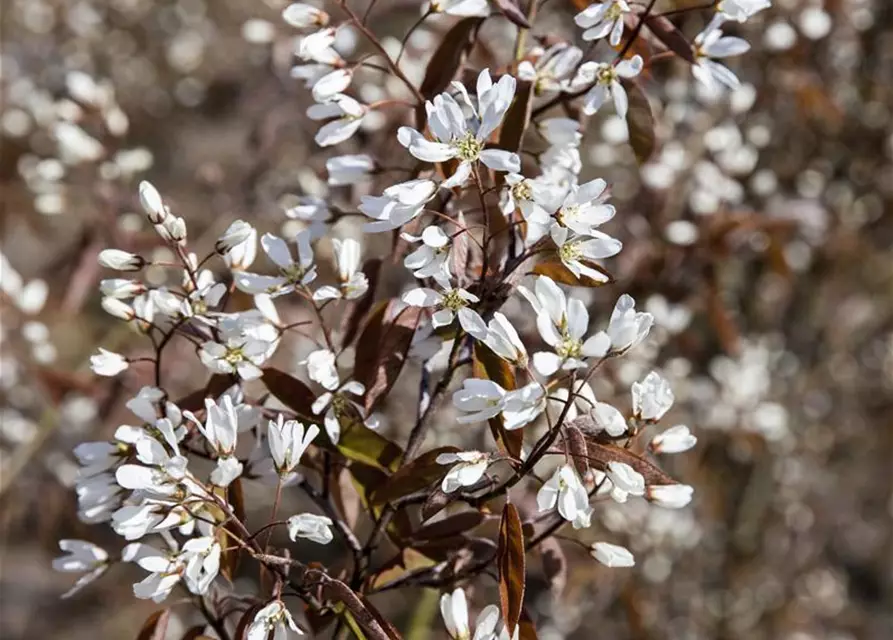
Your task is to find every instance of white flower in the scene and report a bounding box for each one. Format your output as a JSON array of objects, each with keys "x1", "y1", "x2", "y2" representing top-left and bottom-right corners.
[
  {"x1": 537, "y1": 464, "x2": 592, "y2": 529},
  {"x1": 590, "y1": 542, "x2": 635, "y2": 568},
  {"x1": 268, "y1": 414, "x2": 319, "y2": 475},
  {"x1": 482, "y1": 312, "x2": 528, "y2": 367},
  {"x1": 402, "y1": 225, "x2": 452, "y2": 286},
  {"x1": 429, "y1": 0, "x2": 490, "y2": 17},
  {"x1": 537, "y1": 117, "x2": 582, "y2": 146},
  {"x1": 437, "y1": 451, "x2": 491, "y2": 492},
  {"x1": 647, "y1": 484, "x2": 694, "y2": 509},
  {"x1": 98, "y1": 249, "x2": 144, "y2": 271},
  {"x1": 502, "y1": 382, "x2": 546, "y2": 430},
  {"x1": 519, "y1": 275, "x2": 611, "y2": 375},
  {"x1": 53, "y1": 539, "x2": 109, "y2": 598},
  {"x1": 90, "y1": 348, "x2": 128, "y2": 377},
  {"x1": 308, "y1": 94, "x2": 367, "y2": 147},
  {"x1": 713, "y1": 0, "x2": 771, "y2": 25},
  {"x1": 500, "y1": 173, "x2": 555, "y2": 224},
  {"x1": 590, "y1": 401, "x2": 628, "y2": 437},
  {"x1": 124, "y1": 543, "x2": 183, "y2": 602},
  {"x1": 692, "y1": 27, "x2": 751, "y2": 91},
  {"x1": 305, "y1": 348, "x2": 340, "y2": 391},
  {"x1": 183, "y1": 396, "x2": 242, "y2": 485},
  {"x1": 282, "y1": 3, "x2": 329, "y2": 29},
  {"x1": 200, "y1": 332, "x2": 269, "y2": 381},
  {"x1": 402, "y1": 285, "x2": 487, "y2": 339},
  {"x1": 574, "y1": 1, "x2": 632, "y2": 47},
  {"x1": 360, "y1": 178, "x2": 438, "y2": 233},
  {"x1": 311, "y1": 68, "x2": 353, "y2": 102},
  {"x1": 234, "y1": 230, "x2": 317, "y2": 296},
  {"x1": 650, "y1": 425, "x2": 697, "y2": 454},
  {"x1": 453, "y1": 379, "x2": 506, "y2": 423},
  {"x1": 550, "y1": 225, "x2": 621, "y2": 283},
  {"x1": 247, "y1": 600, "x2": 303, "y2": 639},
  {"x1": 180, "y1": 271, "x2": 226, "y2": 318},
  {"x1": 517, "y1": 43, "x2": 582, "y2": 94},
  {"x1": 327, "y1": 154, "x2": 374, "y2": 186},
  {"x1": 440, "y1": 587, "x2": 500, "y2": 640},
  {"x1": 602, "y1": 294, "x2": 653, "y2": 354},
  {"x1": 287, "y1": 513, "x2": 334, "y2": 544},
  {"x1": 574, "y1": 56, "x2": 643, "y2": 118},
  {"x1": 297, "y1": 28, "x2": 341, "y2": 65},
  {"x1": 606, "y1": 461, "x2": 645, "y2": 503},
  {"x1": 631, "y1": 371, "x2": 674, "y2": 421},
  {"x1": 217, "y1": 220, "x2": 257, "y2": 270},
  {"x1": 180, "y1": 536, "x2": 221, "y2": 595},
  {"x1": 311, "y1": 379, "x2": 366, "y2": 444},
  {"x1": 553, "y1": 178, "x2": 616, "y2": 236},
  {"x1": 313, "y1": 238, "x2": 368, "y2": 301},
  {"x1": 397, "y1": 69, "x2": 520, "y2": 188},
  {"x1": 138, "y1": 180, "x2": 167, "y2": 223}
]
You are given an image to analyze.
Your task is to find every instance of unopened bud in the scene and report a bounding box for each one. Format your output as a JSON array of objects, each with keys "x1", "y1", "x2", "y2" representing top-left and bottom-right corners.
[
  {"x1": 98, "y1": 249, "x2": 145, "y2": 271},
  {"x1": 139, "y1": 181, "x2": 167, "y2": 224},
  {"x1": 646, "y1": 484, "x2": 694, "y2": 509},
  {"x1": 100, "y1": 278, "x2": 146, "y2": 299},
  {"x1": 101, "y1": 297, "x2": 135, "y2": 321},
  {"x1": 216, "y1": 220, "x2": 254, "y2": 254}
]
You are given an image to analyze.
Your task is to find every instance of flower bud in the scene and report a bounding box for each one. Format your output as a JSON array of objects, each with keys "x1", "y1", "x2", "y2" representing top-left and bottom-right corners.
[
  {"x1": 157, "y1": 215, "x2": 187, "y2": 244},
  {"x1": 216, "y1": 220, "x2": 254, "y2": 254},
  {"x1": 90, "y1": 348, "x2": 129, "y2": 377},
  {"x1": 100, "y1": 278, "x2": 145, "y2": 299},
  {"x1": 101, "y1": 297, "x2": 134, "y2": 321},
  {"x1": 139, "y1": 181, "x2": 167, "y2": 224},
  {"x1": 647, "y1": 484, "x2": 694, "y2": 509},
  {"x1": 650, "y1": 425, "x2": 697, "y2": 454},
  {"x1": 98, "y1": 249, "x2": 144, "y2": 272},
  {"x1": 282, "y1": 3, "x2": 329, "y2": 28},
  {"x1": 590, "y1": 542, "x2": 635, "y2": 568}
]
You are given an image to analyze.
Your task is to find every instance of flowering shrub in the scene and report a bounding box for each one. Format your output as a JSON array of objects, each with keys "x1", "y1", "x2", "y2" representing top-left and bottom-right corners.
[{"x1": 51, "y1": 1, "x2": 768, "y2": 637}]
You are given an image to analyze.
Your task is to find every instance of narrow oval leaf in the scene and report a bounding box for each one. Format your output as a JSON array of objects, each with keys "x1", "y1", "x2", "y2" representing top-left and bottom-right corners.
[
  {"x1": 371, "y1": 446, "x2": 459, "y2": 505},
  {"x1": 531, "y1": 255, "x2": 614, "y2": 287},
  {"x1": 136, "y1": 608, "x2": 170, "y2": 640},
  {"x1": 353, "y1": 299, "x2": 390, "y2": 392},
  {"x1": 539, "y1": 537, "x2": 567, "y2": 598},
  {"x1": 260, "y1": 368, "x2": 317, "y2": 420},
  {"x1": 498, "y1": 79, "x2": 534, "y2": 154},
  {"x1": 564, "y1": 426, "x2": 590, "y2": 478},
  {"x1": 418, "y1": 17, "x2": 485, "y2": 125},
  {"x1": 341, "y1": 258, "x2": 382, "y2": 348},
  {"x1": 584, "y1": 441, "x2": 677, "y2": 485},
  {"x1": 362, "y1": 304, "x2": 423, "y2": 415},
  {"x1": 626, "y1": 81, "x2": 657, "y2": 165},
  {"x1": 421, "y1": 488, "x2": 457, "y2": 521},
  {"x1": 498, "y1": 503, "x2": 526, "y2": 638},
  {"x1": 412, "y1": 510, "x2": 487, "y2": 541},
  {"x1": 644, "y1": 16, "x2": 695, "y2": 63},
  {"x1": 494, "y1": 0, "x2": 531, "y2": 27}
]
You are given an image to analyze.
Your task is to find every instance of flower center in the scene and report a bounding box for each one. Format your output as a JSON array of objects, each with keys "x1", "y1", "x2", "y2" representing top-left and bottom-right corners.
[
  {"x1": 281, "y1": 263, "x2": 307, "y2": 285},
  {"x1": 556, "y1": 204, "x2": 580, "y2": 226},
  {"x1": 223, "y1": 346, "x2": 245, "y2": 365},
  {"x1": 556, "y1": 336, "x2": 582, "y2": 359},
  {"x1": 453, "y1": 131, "x2": 483, "y2": 162},
  {"x1": 596, "y1": 65, "x2": 618, "y2": 86},
  {"x1": 606, "y1": 2, "x2": 625, "y2": 20},
  {"x1": 512, "y1": 180, "x2": 533, "y2": 202},
  {"x1": 441, "y1": 289, "x2": 467, "y2": 312},
  {"x1": 559, "y1": 241, "x2": 582, "y2": 263}
]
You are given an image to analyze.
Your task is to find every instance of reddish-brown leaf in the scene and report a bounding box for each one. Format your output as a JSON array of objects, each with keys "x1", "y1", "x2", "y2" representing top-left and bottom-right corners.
[
  {"x1": 644, "y1": 16, "x2": 695, "y2": 63},
  {"x1": 234, "y1": 604, "x2": 264, "y2": 639},
  {"x1": 531, "y1": 255, "x2": 614, "y2": 287},
  {"x1": 260, "y1": 368, "x2": 317, "y2": 420},
  {"x1": 371, "y1": 446, "x2": 459, "y2": 505},
  {"x1": 450, "y1": 212, "x2": 472, "y2": 287},
  {"x1": 564, "y1": 426, "x2": 590, "y2": 478},
  {"x1": 412, "y1": 510, "x2": 488, "y2": 541},
  {"x1": 352, "y1": 300, "x2": 390, "y2": 398},
  {"x1": 494, "y1": 0, "x2": 531, "y2": 27},
  {"x1": 518, "y1": 611, "x2": 539, "y2": 640},
  {"x1": 136, "y1": 608, "x2": 170, "y2": 640},
  {"x1": 417, "y1": 17, "x2": 484, "y2": 128},
  {"x1": 498, "y1": 503, "x2": 526, "y2": 638},
  {"x1": 341, "y1": 258, "x2": 382, "y2": 348},
  {"x1": 584, "y1": 441, "x2": 676, "y2": 485},
  {"x1": 539, "y1": 537, "x2": 567, "y2": 598},
  {"x1": 421, "y1": 488, "x2": 457, "y2": 521},
  {"x1": 498, "y1": 79, "x2": 534, "y2": 153},
  {"x1": 218, "y1": 478, "x2": 245, "y2": 581},
  {"x1": 362, "y1": 304, "x2": 423, "y2": 414},
  {"x1": 626, "y1": 81, "x2": 657, "y2": 165}
]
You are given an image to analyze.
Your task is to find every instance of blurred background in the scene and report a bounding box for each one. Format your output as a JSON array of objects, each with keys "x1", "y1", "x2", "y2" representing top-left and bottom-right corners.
[{"x1": 1, "y1": 0, "x2": 892, "y2": 638}]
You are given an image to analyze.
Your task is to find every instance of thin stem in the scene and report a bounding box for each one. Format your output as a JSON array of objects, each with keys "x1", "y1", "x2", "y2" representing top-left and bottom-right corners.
[
  {"x1": 263, "y1": 477, "x2": 284, "y2": 553},
  {"x1": 396, "y1": 10, "x2": 432, "y2": 66}
]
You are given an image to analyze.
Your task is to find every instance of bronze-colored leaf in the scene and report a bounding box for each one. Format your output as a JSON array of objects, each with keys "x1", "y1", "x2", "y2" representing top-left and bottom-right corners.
[
  {"x1": 498, "y1": 79, "x2": 534, "y2": 153},
  {"x1": 539, "y1": 537, "x2": 567, "y2": 598},
  {"x1": 644, "y1": 16, "x2": 695, "y2": 63},
  {"x1": 421, "y1": 488, "x2": 457, "y2": 521},
  {"x1": 412, "y1": 510, "x2": 487, "y2": 541},
  {"x1": 341, "y1": 258, "x2": 382, "y2": 348},
  {"x1": 531, "y1": 255, "x2": 614, "y2": 287},
  {"x1": 361, "y1": 304, "x2": 423, "y2": 415},
  {"x1": 498, "y1": 502, "x2": 526, "y2": 638},
  {"x1": 136, "y1": 608, "x2": 170, "y2": 640},
  {"x1": 494, "y1": 0, "x2": 531, "y2": 27},
  {"x1": 180, "y1": 626, "x2": 214, "y2": 640},
  {"x1": 352, "y1": 299, "x2": 389, "y2": 387},
  {"x1": 371, "y1": 446, "x2": 459, "y2": 505},
  {"x1": 473, "y1": 342, "x2": 523, "y2": 459},
  {"x1": 584, "y1": 441, "x2": 676, "y2": 486},
  {"x1": 450, "y1": 211, "x2": 471, "y2": 287},
  {"x1": 518, "y1": 611, "x2": 539, "y2": 640},
  {"x1": 359, "y1": 594, "x2": 403, "y2": 640},
  {"x1": 626, "y1": 81, "x2": 657, "y2": 165},
  {"x1": 417, "y1": 17, "x2": 484, "y2": 127},
  {"x1": 175, "y1": 373, "x2": 237, "y2": 413},
  {"x1": 564, "y1": 425, "x2": 590, "y2": 478},
  {"x1": 260, "y1": 368, "x2": 317, "y2": 420},
  {"x1": 218, "y1": 478, "x2": 245, "y2": 581}
]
